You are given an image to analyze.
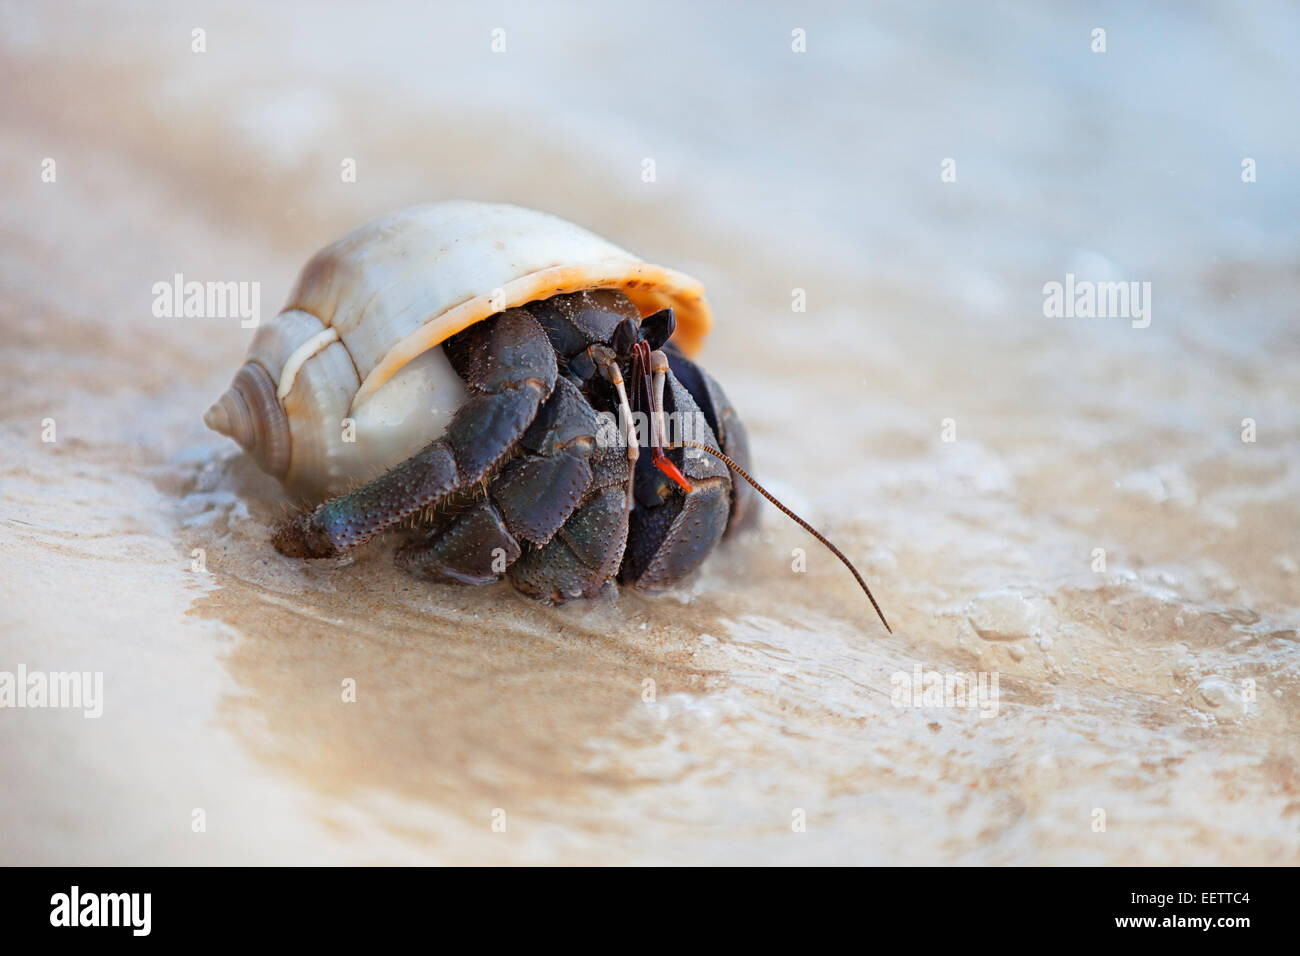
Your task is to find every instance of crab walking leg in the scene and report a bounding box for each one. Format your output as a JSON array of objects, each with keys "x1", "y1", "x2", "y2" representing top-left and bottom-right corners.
[
  {"x1": 586, "y1": 343, "x2": 638, "y2": 511},
  {"x1": 394, "y1": 377, "x2": 602, "y2": 587},
  {"x1": 488, "y1": 376, "x2": 600, "y2": 546},
  {"x1": 394, "y1": 496, "x2": 522, "y2": 585},
  {"x1": 272, "y1": 309, "x2": 558, "y2": 558},
  {"x1": 508, "y1": 437, "x2": 630, "y2": 602}
]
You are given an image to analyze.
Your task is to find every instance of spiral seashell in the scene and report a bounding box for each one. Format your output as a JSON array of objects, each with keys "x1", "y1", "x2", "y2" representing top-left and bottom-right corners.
[{"x1": 204, "y1": 360, "x2": 290, "y2": 479}]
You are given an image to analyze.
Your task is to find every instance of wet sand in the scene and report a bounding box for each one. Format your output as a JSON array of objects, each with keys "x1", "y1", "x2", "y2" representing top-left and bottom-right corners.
[{"x1": 1, "y1": 2, "x2": 1297, "y2": 864}]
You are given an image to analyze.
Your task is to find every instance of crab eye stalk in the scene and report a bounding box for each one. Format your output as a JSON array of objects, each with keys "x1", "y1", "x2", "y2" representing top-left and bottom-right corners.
[
  {"x1": 611, "y1": 315, "x2": 640, "y2": 355},
  {"x1": 641, "y1": 307, "x2": 676, "y2": 351}
]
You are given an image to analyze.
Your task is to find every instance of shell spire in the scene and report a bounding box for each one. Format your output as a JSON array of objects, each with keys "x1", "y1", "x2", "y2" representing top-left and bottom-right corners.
[{"x1": 204, "y1": 361, "x2": 291, "y2": 479}]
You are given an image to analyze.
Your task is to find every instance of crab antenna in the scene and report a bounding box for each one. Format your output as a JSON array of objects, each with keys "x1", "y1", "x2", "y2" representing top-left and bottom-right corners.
[{"x1": 669, "y1": 440, "x2": 892, "y2": 634}]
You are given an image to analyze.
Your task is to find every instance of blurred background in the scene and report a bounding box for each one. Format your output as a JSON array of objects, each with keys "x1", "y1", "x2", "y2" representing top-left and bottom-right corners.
[{"x1": 1, "y1": 1, "x2": 1297, "y2": 864}]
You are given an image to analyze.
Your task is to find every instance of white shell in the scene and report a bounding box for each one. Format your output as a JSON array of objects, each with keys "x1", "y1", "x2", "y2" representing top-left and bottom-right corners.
[{"x1": 206, "y1": 201, "x2": 714, "y2": 502}]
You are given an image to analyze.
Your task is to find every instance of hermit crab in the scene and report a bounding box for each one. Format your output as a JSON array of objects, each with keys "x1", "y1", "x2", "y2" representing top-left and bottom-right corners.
[{"x1": 205, "y1": 202, "x2": 889, "y2": 628}]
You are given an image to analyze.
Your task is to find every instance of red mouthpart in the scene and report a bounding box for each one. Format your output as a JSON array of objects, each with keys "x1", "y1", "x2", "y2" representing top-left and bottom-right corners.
[{"x1": 653, "y1": 452, "x2": 694, "y2": 493}]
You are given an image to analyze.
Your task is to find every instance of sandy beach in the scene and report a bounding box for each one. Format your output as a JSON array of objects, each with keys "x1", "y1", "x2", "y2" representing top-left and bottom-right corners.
[{"x1": 1, "y1": 1, "x2": 1297, "y2": 864}]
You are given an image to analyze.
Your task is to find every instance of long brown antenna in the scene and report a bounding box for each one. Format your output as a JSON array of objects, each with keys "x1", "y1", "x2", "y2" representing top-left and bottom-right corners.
[{"x1": 672, "y1": 440, "x2": 893, "y2": 634}]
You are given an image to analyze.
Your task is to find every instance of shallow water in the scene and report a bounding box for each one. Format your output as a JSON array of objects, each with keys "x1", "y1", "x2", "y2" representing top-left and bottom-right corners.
[{"x1": 1, "y1": 1, "x2": 1297, "y2": 864}]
